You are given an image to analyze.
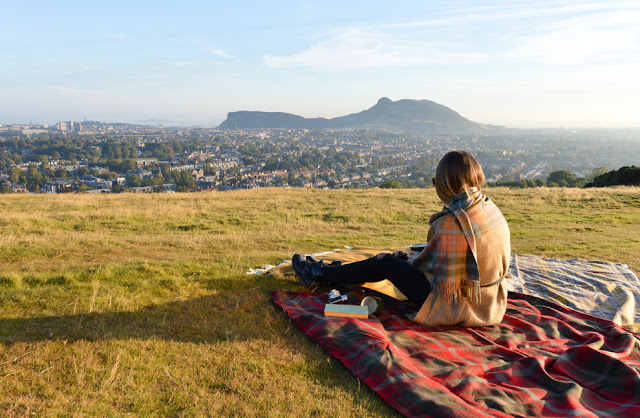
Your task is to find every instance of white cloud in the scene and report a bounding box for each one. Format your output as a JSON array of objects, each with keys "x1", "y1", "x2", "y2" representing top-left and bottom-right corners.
[
  {"x1": 263, "y1": 1, "x2": 640, "y2": 70},
  {"x1": 209, "y1": 48, "x2": 233, "y2": 58},
  {"x1": 263, "y1": 29, "x2": 487, "y2": 69},
  {"x1": 385, "y1": 1, "x2": 634, "y2": 29},
  {"x1": 510, "y1": 9, "x2": 640, "y2": 65}
]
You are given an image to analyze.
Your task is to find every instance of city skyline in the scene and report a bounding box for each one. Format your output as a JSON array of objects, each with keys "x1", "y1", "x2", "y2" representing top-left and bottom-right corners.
[{"x1": 2, "y1": 1, "x2": 640, "y2": 128}]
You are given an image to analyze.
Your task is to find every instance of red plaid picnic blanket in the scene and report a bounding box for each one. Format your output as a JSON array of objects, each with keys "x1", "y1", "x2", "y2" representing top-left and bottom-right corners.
[{"x1": 272, "y1": 289, "x2": 640, "y2": 417}]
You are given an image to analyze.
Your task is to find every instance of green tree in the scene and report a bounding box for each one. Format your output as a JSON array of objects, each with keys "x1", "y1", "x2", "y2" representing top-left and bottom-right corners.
[
  {"x1": 120, "y1": 159, "x2": 136, "y2": 173},
  {"x1": 380, "y1": 180, "x2": 403, "y2": 189},
  {"x1": 547, "y1": 170, "x2": 578, "y2": 187},
  {"x1": 9, "y1": 168, "x2": 21, "y2": 184},
  {"x1": 586, "y1": 167, "x2": 610, "y2": 182},
  {"x1": 106, "y1": 159, "x2": 121, "y2": 172},
  {"x1": 25, "y1": 166, "x2": 45, "y2": 192},
  {"x1": 127, "y1": 175, "x2": 142, "y2": 188},
  {"x1": 593, "y1": 166, "x2": 640, "y2": 187},
  {"x1": 55, "y1": 168, "x2": 68, "y2": 179},
  {"x1": 176, "y1": 171, "x2": 195, "y2": 191},
  {"x1": 149, "y1": 174, "x2": 164, "y2": 186}
]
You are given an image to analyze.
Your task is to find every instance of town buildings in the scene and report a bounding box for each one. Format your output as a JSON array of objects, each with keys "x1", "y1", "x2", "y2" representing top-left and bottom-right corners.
[{"x1": 1, "y1": 121, "x2": 638, "y2": 193}]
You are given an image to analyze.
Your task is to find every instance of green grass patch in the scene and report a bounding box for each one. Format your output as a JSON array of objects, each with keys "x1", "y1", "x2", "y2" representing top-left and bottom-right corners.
[{"x1": 0, "y1": 187, "x2": 639, "y2": 415}]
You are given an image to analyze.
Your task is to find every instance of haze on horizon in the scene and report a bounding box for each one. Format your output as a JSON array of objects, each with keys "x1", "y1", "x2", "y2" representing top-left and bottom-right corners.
[{"x1": 1, "y1": 0, "x2": 640, "y2": 129}]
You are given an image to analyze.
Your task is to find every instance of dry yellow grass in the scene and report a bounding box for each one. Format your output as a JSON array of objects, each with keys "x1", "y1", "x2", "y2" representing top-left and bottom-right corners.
[{"x1": 0, "y1": 187, "x2": 639, "y2": 415}]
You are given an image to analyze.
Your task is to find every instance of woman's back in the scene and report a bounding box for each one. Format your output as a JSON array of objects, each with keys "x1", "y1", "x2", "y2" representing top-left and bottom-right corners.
[{"x1": 411, "y1": 195, "x2": 511, "y2": 326}]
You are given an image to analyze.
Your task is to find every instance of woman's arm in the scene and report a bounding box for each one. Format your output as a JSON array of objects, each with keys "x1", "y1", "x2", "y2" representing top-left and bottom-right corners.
[
  {"x1": 409, "y1": 246, "x2": 429, "y2": 268},
  {"x1": 410, "y1": 217, "x2": 442, "y2": 269}
]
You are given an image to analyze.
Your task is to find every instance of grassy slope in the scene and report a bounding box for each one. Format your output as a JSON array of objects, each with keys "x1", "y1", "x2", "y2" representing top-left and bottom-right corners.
[{"x1": 0, "y1": 187, "x2": 639, "y2": 415}]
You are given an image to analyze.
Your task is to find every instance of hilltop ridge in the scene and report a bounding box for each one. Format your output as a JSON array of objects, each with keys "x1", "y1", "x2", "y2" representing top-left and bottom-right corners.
[{"x1": 219, "y1": 97, "x2": 505, "y2": 134}]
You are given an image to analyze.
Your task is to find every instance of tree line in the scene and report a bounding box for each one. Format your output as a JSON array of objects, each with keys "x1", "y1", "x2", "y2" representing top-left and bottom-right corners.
[
  {"x1": 0, "y1": 135, "x2": 210, "y2": 169},
  {"x1": 489, "y1": 167, "x2": 640, "y2": 189},
  {"x1": 589, "y1": 166, "x2": 640, "y2": 187},
  {"x1": 0, "y1": 162, "x2": 199, "y2": 193},
  {"x1": 380, "y1": 166, "x2": 640, "y2": 190}
]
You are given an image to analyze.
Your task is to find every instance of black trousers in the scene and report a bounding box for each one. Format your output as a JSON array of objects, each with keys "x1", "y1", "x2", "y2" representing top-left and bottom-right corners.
[{"x1": 321, "y1": 254, "x2": 432, "y2": 306}]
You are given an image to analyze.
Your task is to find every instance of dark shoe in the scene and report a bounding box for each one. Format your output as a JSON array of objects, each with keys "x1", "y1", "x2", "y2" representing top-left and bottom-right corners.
[
  {"x1": 306, "y1": 255, "x2": 341, "y2": 267},
  {"x1": 292, "y1": 254, "x2": 324, "y2": 288}
]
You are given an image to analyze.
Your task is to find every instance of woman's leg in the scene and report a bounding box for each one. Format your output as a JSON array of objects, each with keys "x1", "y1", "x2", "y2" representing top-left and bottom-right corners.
[{"x1": 321, "y1": 254, "x2": 431, "y2": 305}]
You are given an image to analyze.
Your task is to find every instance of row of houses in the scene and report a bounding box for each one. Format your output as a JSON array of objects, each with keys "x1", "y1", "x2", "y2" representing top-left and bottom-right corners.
[
  {"x1": 83, "y1": 175, "x2": 125, "y2": 190},
  {"x1": 130, "y1": 184, "x2": 176, "y2": 193},
  {"x1": 39, "y1": 176, "x2": 125, "y2": 193},
  {"x1": 38, "y1": 179, "x2": 177, "y2": 193}
]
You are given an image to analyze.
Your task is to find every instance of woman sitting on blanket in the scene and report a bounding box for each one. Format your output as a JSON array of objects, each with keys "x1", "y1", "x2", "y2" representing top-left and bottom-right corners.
[{"x1": 292, "y1": 150, "x2": 511, "y2": 326}]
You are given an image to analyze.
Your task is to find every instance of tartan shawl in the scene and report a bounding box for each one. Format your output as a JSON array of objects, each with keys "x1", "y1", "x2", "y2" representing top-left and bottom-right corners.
[{"x1": 415, "y1": 188, "x2": 507, "y2": 303}]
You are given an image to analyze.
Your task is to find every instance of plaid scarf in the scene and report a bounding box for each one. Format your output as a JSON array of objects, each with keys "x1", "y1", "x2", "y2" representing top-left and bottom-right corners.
[{"x1": 418, "y1": 188, "x2": 507, "y2": 303}]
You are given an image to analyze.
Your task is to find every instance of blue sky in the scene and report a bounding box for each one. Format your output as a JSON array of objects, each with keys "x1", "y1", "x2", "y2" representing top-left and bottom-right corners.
[{"x1": 2, "y1": 0, "x2": 639, "y2": 127}]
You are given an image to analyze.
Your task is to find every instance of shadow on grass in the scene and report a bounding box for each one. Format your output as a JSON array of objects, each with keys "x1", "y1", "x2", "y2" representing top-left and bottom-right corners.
[
  {"x1": 0, "y1": 276, "x2": 402, "y2": 416},
  {"x1": 0, "y1": 275, "x2": 301, "y2": 345},
  {"x1": 0, "y1": 295, "x2": 243, "y2": 345}
]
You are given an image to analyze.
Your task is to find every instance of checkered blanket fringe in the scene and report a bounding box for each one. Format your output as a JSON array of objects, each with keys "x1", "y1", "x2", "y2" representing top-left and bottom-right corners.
[{"x1": 505, "y1": 254, "x2": 640, "y2": 329}]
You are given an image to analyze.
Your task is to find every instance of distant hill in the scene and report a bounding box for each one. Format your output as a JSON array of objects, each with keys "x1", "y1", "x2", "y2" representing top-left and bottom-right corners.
[
  {"x1": 218, "y1": 112, "x2": 332, "y2": 130},
  {"x1": 218, "y1": 97, "x2": 504, "y2": 134}
]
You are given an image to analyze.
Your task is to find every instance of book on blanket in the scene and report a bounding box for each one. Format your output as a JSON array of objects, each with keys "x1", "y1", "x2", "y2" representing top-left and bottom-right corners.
[{"x1": 324, "y1": 304, "x2": 369, "y2": 319}]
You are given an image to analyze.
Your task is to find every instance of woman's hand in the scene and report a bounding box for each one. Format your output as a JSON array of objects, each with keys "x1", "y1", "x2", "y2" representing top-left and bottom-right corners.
[
  {"x1": 403, "y1": 250, "x2": 417, "y2": 264},
  {"x1": 392, "y1": 250, "x2": 409, "y2": 260},
  {"x1": 377, "y1": 251, "x2": 417, "y2": 261}
]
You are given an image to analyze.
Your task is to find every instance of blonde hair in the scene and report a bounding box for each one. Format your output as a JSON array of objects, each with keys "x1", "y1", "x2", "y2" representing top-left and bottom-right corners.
[{"x1": 434, "y1": 150, "x2": 485, "y2": 203}]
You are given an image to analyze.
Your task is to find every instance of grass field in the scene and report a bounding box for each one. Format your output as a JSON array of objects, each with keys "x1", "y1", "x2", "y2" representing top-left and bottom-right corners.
[{"x1": 1, "y1": 187, "x2": 639, "y2": 416}]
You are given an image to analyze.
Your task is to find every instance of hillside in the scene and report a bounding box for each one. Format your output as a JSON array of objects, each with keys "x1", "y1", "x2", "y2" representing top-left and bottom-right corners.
[
  {"x1": 219, "y1": 97, "x2": 503, "y2": 134},
  {"x1": 1, "y1": 187, "x2": 639, "y2": 415}
]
